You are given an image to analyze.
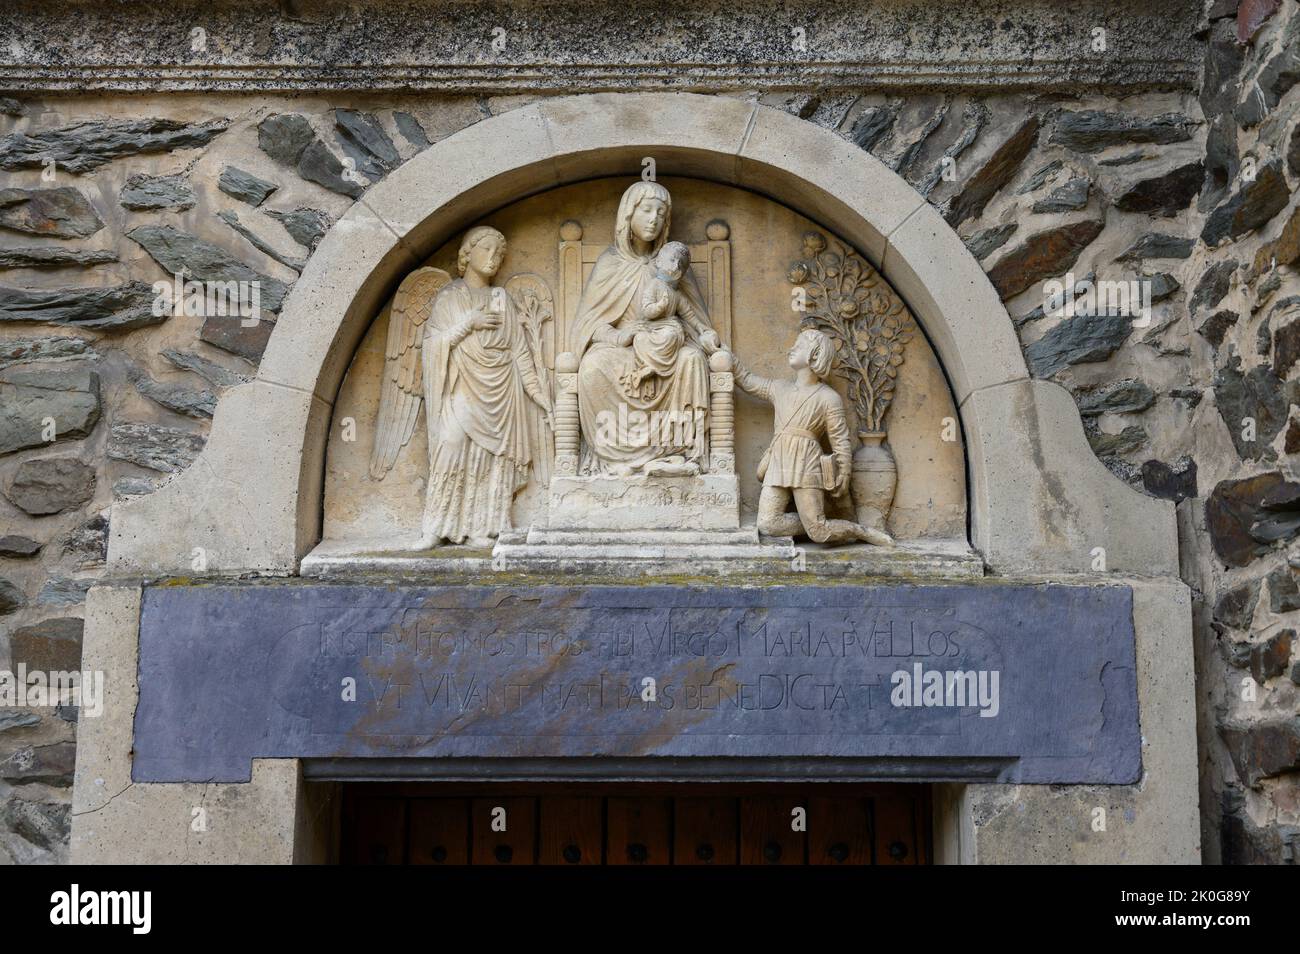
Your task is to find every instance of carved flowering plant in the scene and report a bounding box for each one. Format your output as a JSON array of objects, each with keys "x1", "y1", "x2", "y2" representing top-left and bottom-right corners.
[{"x1": 787, "y1": 231, "x2": 914, "y2": 433}]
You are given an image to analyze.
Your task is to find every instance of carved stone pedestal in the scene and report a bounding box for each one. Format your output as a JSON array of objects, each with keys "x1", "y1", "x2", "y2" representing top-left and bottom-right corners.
[
  {"x1": 542, "y1": 473, "x2": 741, "y2": 532},
  {"x1": 491, "y1": 526, "x2": 798, "y2": 575}
]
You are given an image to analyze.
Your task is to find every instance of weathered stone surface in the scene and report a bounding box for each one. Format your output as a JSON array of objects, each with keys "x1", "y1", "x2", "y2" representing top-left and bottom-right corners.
[
  {"x1": 0, "y1": 247, "x2": 117, "y2": 268},
  {"x1": 216, "y1": 210, "x2": 304, "y2": 271},
  {"x1": 987, "y1": 219, "x2": 1105, "y2": 300},
  {"x1": 0, "y1": 578, "x2": 25, "y2": 615},
  {"x1": 1252, "y1": 204, "x2": 1300, "y2": 273},
  {"x1": 1088, "y1": 424, "x2": 1147, "y2": 457},
  {"x1": 0, "y1": 281, "x2": 161, "y2": 331},
  {"x1": 1049, "y1": 111, "x2": 1194, "y2": 153},
  {"x1": 1214, "y1": 579, "x2": 1261, "y2": 632},
  {"x1": 0, "y1": 335, "x2": 97, "y2": 370},
  {"x1": 118, "y1": 173, "x2": 195, "y2": 211},
  {"x1": 1116, "y1": 233, "x2": 1195, "y2": 261},
  {"x1": 1140, "y1": 457, "x2": 1196, "y2": 503},
  {"x1": 61, "y1": 513, "x2": 108, "y2": 564},
  {"x1": 10, "y1": 617, "x2": 83, "y2": 672},
  {"x1": 0, "y1": 535, "x2": 42, "y2": 558},
  {"x1": 0, "y1": 187, "x2": 103, "y2": 239},
  {"x1": 133, "y1": 582, "x2": 1142, "y2": 784},
  {"x1": 257, "y1": 113, "x2": 315, "y2": 167},
  {"x1": 126, "y1": 365, "x2": 215, "y2": 419},
  {"x1": 393, "y1": 111, "x2": 430, "y2": 149},
  {"x1": 0, "y1": 711, "x2": 40, "y2": 733},
  {"x1": 126, "y1": 225, "x2": 288, "y2": 313},
  {"x1": 965, "y1": 223, "x2": 1017, "y2": 260},
  {"x1": 297, "y1": 139, "x2": 364, "y2": 199},
  {"x1": 1273, "y1": 319, "x2": 1300, "y2": 377},
  {"x1": 1146, "y1": 272, "x2": 1181, "y2": 303},
  {"x1": 1025, "y1": 314, "x2": 1131, "y2": 378},
  {"x1": 943, "y1": 115, "x2": 1039, "y2": 226},
  {"x1": 1016, "y1": 159, "x2": 1063, "y2": 194},
  {"x1": 1202, "y1": 161, "x2": 1290, "y2": 246},
  {"x1": 1287, "y1": 419, "x2": 1300, "y2": 455},
  {"x1": 1268, "y1": 565, "x2": 1300, "y2": 613},
  {"x1": 0, "y1": 118, "x2": 228, "y2": 173},
  {"x1": 334, "y1": 109, "x2": 400, "y2": 179},
  {"x1": 217, "y1": 166, "x2": 278, "y2": 206},
  {"x1": 0, "y1": 98, "x2": 23, "y2": 117},
  {"x1": 1235, "y1": 11, "x2": 1299, "y2": 125},
  {"x1": 1190, "y1": 260, "x2": 1238, "y2": 315},
  {"x1": 1078, "y1": 378, "x2": 1155, "y2": 415},
  {"x1": 1213, "y1": 356, "x2": 1295, "y2": 459},
  {"x1": 199, "y1": 313, "x2": 276, "y2": 362},
  {"x1": 107, "y1": 421, "x2": 205, "y2": 473},
  {"x1": 1288, "y1": 121, "x2": 1300, "y2": 177},
  {"x1": 160, "y1": 349, "x2": 248, "y2": 389},
  {"x1": 0, "y1": 742, "x2": 76, "y2": 786},
  {"x1": 1207, "y1": 472, "x2": 1300, "y2": 567},
  {"x1": 36, "y1": 578, "x2": 92, "y2": 607},
  {"x1": 0, "y1": 798, "x2": 70, "y2": 853},
  {"x1": 849, "y1": 106, "x2": 895, "y2": 151},
  {"x1": 4, "y1": 457, "x2": 95, "y2": 515},
  {"x1": 1031, "y1": 177, "x2": 1090, "y2": 214},
  {"x1": 1197, "y1": 309, "x2": 1238, "y2": 348},
  {"x1": 1113, "y1": 162, "x2": 1204, "y2": 216},
  {"x1": 266, "y1": 207, "x2": 330, "y2": 251},
  {"x1": 112, "y1": 475, "x2": 159, "y2": 497},
  {"x1": 1220, "y1": 719, "x2": 1300, "y2": 786},
  {"x1": 0, "y1": 368, "x2": 100, "y2": 455}
]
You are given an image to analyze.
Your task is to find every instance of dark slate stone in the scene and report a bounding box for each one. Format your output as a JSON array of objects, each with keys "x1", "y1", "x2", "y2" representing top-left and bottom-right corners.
[
  {"x1": 1013, "y1": 271, "x2": 1096, "y2": 327},
  {"x1": 161, "y1": 349, "x2": 248, "y2": 389},
  {"x1": 1214, "y1": 579, "x2": 1261, "y2": 632},
  {"x1": 10, "y1": 617, "x2": 83, "y2": 672},
  {"x1": 849, "y1": 106, "x2": 895, "y2": 152},
  {"x1": 1078, "y1": 378, "x2": 1155, "y2": 416},
  {"x1": 107, "y1": 421, "x2": 205, "y2": 473},
  {"x1": 1097, "y1": 151, "x2": 1150, "y2": 166},
  {"x1": 126, "y1": 365, "x2": 215, "y2": 419},
  {"x1": 1254, "y1": 204, "x2": 1300, "y2": 274},
  {"x1": 334, "y1": 109, "x2": 400, "y2": 180},
  {"x1": 0, "y1": 742, "x2": 76, "y2": 786},
  {"x1": 1268, "y1": 565, "x2": 1300, "y2": 613},
  {"x1": 1190, "y1": 259, "x2": 1238, "y2": 314},
  {"x1": 908, "y1": 101, "x2": 987, "y2": 198},
  {"x1": 1015, "y1": 159, "x2": 1063, "y2": 195},
  {"x1": 257, "y1": 114, "x2": 316, "y2": 167},
  {"x1": 393, "y1": 111, "x2": 430, "y2": 149},
  {"x1": 126, "y1": 225, "x2": 288, "y2": 313},
  {"x1": 0, "y1": 578, "x2": 25, "y2": 615},
  {"x1": 987, "y1": 218, "x2": 1105, "y2": 300},
  {"x1": 0, "y1": 798, "x2": 70, "y2": 852},
  {"x1": 1273, "y1": 319, "x2": 1300, "y2": 378},
  {"x1": 0, "y1": 711, "x2": 40, "y2": 732},
  {"x1": 119, "y1": 173, "x2": 195, "y2": 212},
  {"x1": 217, "y1": 166, "x2": 278, "y2": 207},
  {"x1": 1201, "y1": 115, "x2": 1240, "y2": 212},
  {"x1": 0, "y1": 118, "x2": 228, "y2": 173},
  {"x1": 1202, "y1": 161, "x2": 1290, "y2": 247},
  {"x1": 1201, "y1": 20, "x2": 1245, "y2": 119},
  {"x1": 216, "y1": 210, "x2": 304, "y2": 271},
  {"x1": 0, "y1": 187, "x2": 103, "y2": 239},
  {"x1": 1234, "y1": 12, "x2": 1300, "y2": 127},
  {"x1": 0, "y1": 535, "x2": 42, "y2": 558},
  {"x1": 1116, "y1": 233, "x2": 1195, "y2": 262},
  {"x1": 1197, "y1": 309, "x2": 1239, "y2": 348},
  {"x1": 965, "y1": 223, "x2": 1016, "y2": 261},
  {"x1": 199, "y1": 313, "x2": 275, "y2": 363},
  {"x1": 0, "y1": 281, "x2": 162, "y2": 332},
  {"x1": 0, "y1": 98, "x2": 23, "y2": 117},
  {"x1": 113, "y1": 476, "x2": 159, "y2": 498},
  {"x1": 1147, "y1": 272, "x2": 1180, "y2": 303},
  {"x1": 0, "y1": 368, "x2": 100, "y2": 456},
  {"x1": 1031, "y1": 177, "x2": 1090, "y2": 214},
  {"x1": 37, "y1": 577, "x2": 92, "y2": 607},
  {"x1": 1207, "y1": 472, "x2": 1300, "y2": 567},
  {"x1": 1220, "y1": 719, "x2": 1300, "y2": 786},
  {"x1": 1213, "y1": 355, "x2": 1295, "y2": 460},
  {"x1": 1113, "y1": 161, "x2": 1204, "y2": 217},
  {"x1": 1169, "y1": 387, "x2": 1204, "y2": 408},
  {"x1": 266, "y1": 207, "x2": 330, "y2": 251},
  {"x1": 0, "y1": 247, "x2": 117, "y2": 269},
  {"x1": 943, "y1": 115, "x2": 1039, "y2": 227},
  {"x1": 1049, "y1": 110, "x2": 1193, "y2": 153},
  {"x1": 132, "y1": 582, "x2": 1141, "y2": 784},
  {"x1": 3, "y1": 457, "x2": 95, "y2": 515},
  {"x1": 296, "y1": 139, "x2": 364, "y2": 199},
  {"x1": 1140, "y1": 456, "x2": 1197, "y2": 504},
  {"x1": 1025, "y1": 314, "x2": 1131, "y2": 378},
  {"x1": 1288, "y1": 122, "x2": 1300, "y2": 177},
  {"x1": 1287, "y1": 419, "x2": 1300, "y2": 455},
  {"x1": 0, "y1": 335, "x2": 97, "y2": 370},
  {"x1": 1087, "y1": 425, "x2": 1146, "y2": 457},
  {"x1": 60, "y1": 512, "x2": 107, "y2": 564}
]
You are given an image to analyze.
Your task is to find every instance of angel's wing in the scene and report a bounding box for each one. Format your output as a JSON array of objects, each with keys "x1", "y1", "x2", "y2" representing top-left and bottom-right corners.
[
  {"x1": 369, "y1": 266, "x2": 452, "y2": 479},
  {"x1": 505, "y1": 273, "x2": 554, "y2": 487}
]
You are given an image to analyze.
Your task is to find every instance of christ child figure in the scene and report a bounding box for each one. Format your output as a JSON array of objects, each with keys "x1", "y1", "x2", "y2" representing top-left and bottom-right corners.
[{"x1": 620, "y1": 241, "x2": 718, "y2": 395}]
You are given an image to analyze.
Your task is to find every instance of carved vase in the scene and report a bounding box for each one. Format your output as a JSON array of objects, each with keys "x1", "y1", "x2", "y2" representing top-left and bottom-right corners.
[{"x1": 851, "y1": 430, "x2": 896, "y2": 532}]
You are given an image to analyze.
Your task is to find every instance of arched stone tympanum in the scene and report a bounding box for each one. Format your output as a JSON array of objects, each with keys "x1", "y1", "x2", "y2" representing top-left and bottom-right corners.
[{"x1": 106, "y1": 92, "x2": 1177, "y2": 578}]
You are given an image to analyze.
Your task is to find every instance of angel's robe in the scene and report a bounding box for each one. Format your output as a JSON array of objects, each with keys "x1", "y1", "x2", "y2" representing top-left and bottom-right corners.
[
  {"x1": 570, "y1": 246, "x2": 711, "y2": 471},
  {"x1": 421, "y1": 280, "x2": 541, "y2": 543}
]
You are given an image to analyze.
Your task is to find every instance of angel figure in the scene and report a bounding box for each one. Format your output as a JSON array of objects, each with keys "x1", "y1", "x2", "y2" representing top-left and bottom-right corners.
[{"x1": 370, "y1": 226, "x2": 554, "y2": 548}]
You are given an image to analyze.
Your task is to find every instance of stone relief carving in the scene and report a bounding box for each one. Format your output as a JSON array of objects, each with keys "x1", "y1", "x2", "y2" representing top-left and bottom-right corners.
[{"x1": 370, "y1": 226, "x2": 553, "y2": 548}]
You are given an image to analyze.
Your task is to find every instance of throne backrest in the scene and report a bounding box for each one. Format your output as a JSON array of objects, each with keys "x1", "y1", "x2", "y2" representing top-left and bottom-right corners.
[{"x1": 556, "y1": 219, "x2": 733, "y2": 353}]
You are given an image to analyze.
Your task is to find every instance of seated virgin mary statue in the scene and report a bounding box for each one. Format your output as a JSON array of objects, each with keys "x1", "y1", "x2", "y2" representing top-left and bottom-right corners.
[{"x1": 570, "y1": 181, "x2": 721, "y2": 476}]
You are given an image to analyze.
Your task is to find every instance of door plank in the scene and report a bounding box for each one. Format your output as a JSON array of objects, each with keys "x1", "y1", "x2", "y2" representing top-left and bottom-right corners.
[
  {"x1": 740, "y1": 795, "x2": 807, "y2": 865},
  {"x1": 607, "y1": 797, "x2": 672, "y2": 866},
  {"x1": 349, "y1": 796, "x2": 407, "y2": 866},
  {"x1": 873, "y1": 792, "x2": 920, "y2": 865},
  {"x1": 408, "y1": 798, "x2": 469, "y2": 866},
  {"x1": 809, "y1": 796, "x2": 871, "y2": 866},
  {"x1": 673, "y1": 797, "x2": 738, "y2": 866},
  {"x1": 539, "y1": 796, "x2": 603, "y2": 865},
  {"x1": 471, "y1": 797, "x2": 537, "y2": 865}
]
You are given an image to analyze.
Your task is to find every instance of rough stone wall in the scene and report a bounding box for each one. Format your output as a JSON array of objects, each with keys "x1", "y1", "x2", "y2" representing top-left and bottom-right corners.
[{"x1": 0, "y1": 0, "x2": 1295, "y2": 863}]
